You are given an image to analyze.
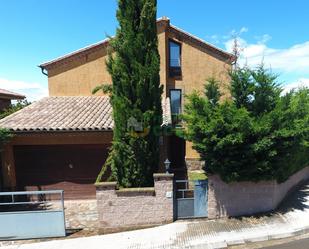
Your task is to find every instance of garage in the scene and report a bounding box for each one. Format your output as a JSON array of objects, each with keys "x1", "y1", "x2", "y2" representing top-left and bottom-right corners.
[
  {"x1": 14, "y1": 144, "x2": 109, "y2": 199},
  {"x1": 0, "y1": 96, "x2": 170, "y2": 200},
  {"x1": 0, "y1": 96, "x2": 115, "y2": 199}
]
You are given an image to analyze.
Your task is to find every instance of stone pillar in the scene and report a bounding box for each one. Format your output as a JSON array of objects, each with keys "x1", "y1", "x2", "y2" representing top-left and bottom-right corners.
[
  {"x1": 95, "y1": 182, "x2": 117, "y2": 231},
  {"x1": 153, "y1": 173, "x2": 174, "y2": 223},
  {"x1": 1, "y1": 144, "x2": 16, "y2": 190}
]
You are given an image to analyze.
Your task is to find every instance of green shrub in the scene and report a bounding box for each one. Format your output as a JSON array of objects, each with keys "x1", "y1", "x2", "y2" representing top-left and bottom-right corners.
[
  {"x1": 0, "y1": 128, "x2": 12, "y2": 150},
  {"x1": 181, "y1": 66, "x2": 309, "y2": 183},
  {"x1": 0, "y1": 99, "x2": 30, "y2": 119}
]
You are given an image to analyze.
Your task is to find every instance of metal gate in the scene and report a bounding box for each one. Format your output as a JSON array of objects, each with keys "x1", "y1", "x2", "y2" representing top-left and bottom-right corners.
[
  {"x1": 175, "y1": 179, "x2": 208, "y2": 219},
  {"x1": 0, "y1": 190, "x2": 66, "y2": 240}
]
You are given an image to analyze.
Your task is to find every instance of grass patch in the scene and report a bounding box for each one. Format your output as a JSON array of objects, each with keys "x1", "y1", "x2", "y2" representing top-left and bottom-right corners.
[{"x1": 188, "y1": 171, "x2": 207, "y2": 181}]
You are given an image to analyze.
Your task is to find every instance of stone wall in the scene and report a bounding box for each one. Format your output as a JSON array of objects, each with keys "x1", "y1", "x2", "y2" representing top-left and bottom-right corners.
[
  {"x1": 96, "y1": 173, "x2": 174, "y2": 233},
  {"x1": 208, "y1": 166, "x2": 309, "y2": 218},
  {"x1": 64, "y1": 200, "x2": 98, "y2": 231},
  {"x1": 185, "y1": 158, "x2": 204, "y2": 171}
]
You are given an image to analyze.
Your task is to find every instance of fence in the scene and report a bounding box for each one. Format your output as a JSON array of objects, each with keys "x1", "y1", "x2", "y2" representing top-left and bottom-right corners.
[{"x1": 0, "y1": 190, "x2": 66, "y2": 240}]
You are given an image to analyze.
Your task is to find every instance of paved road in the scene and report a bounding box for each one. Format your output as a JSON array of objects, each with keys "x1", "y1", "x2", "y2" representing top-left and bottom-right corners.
[{"x1": 263, "y1": 237, "x2": 309, "y2": 249}]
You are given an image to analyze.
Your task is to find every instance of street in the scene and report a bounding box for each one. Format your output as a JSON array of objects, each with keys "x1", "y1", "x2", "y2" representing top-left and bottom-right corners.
[{"x1": 263, "y1": 237, "x2": 309, "y2": 249}]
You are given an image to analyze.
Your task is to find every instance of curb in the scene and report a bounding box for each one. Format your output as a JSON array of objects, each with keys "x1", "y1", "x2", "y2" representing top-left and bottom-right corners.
[{"x1": 187, "y1": 225, "x2": 309, "y2": 249}]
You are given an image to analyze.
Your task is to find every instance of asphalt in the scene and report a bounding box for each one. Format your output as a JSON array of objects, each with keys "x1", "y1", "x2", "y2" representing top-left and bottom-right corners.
[
  {"x1": 1, "y1": 180, "x2": 309, "y2": 249},
  {"x1": 262, "y1": 238, "x2": 309, "y2": 249}
]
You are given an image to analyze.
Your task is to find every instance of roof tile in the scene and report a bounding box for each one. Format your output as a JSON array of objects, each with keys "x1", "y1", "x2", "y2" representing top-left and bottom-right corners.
[
  {"x1": 0, "y1": 88, "x2": 25, "y2": 100},
  {"x1": 0, "y1": 96, "x2": 170, "y2": 132}
]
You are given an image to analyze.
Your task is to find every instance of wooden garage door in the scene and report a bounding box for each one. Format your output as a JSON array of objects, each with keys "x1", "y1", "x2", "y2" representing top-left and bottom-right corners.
[{"x1": 14, "y1": 144, "x2": 109, "y2": 199}]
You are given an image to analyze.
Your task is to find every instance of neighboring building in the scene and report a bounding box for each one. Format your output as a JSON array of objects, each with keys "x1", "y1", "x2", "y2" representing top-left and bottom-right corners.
[
  {"x1": 0, "y1": 17, "x2": 234, "y2": 198},
  {"x1": 0, "y1": 89, "x2": 25, "y2": 112}
]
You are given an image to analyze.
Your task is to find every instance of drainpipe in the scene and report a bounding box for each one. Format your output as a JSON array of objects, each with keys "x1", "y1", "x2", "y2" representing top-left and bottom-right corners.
[{"x1": 39, "y1": 66, "x2": 48, "y2": 76}]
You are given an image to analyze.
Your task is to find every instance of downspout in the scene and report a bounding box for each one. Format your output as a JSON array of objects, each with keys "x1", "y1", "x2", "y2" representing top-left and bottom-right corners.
[{"x1": 39, "y1": 66, "x2": 48, "y2": 76}]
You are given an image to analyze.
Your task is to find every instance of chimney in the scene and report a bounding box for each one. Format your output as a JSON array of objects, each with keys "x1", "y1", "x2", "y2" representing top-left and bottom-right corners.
[{"x1": 158, "y1": 16, "x2": 170, "y2": 30}]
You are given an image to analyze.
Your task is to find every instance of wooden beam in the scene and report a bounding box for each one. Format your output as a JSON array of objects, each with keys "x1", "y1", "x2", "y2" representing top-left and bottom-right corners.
[
  {"x1": 10, "y1": 131, "x2": 113, "y2": 146},
  {"x1": 1, "y1": 144, "x2": 16, "y2": 189}
]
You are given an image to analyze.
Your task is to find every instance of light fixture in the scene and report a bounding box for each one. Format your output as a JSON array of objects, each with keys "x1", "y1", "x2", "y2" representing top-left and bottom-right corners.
[{"x1": 164, "y1": 159, "x2": 171, "y2": 173}]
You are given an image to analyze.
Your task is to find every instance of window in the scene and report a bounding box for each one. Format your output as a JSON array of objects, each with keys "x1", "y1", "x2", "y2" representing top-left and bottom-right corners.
[
  {"x1": 170, "y1": 89, "x2": 182, "y2": 125},
  {"x1": 170, "y1": 89, "x2": 182, "y2": 114},
  {"x1": 169, "y1": 40, "x2": 181, "y2": 77}
]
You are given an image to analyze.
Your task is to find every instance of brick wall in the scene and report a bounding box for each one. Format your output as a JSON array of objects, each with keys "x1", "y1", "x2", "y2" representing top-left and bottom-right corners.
[
  {"x1": 96, "y1": 173, "x2": 174, "y2": 233},
  {"x1": 208, "y1": 166, "x2": 309, "y2": 218}
]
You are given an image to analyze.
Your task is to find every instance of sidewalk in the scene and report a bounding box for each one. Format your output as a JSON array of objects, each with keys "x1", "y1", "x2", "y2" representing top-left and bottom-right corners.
[{"x1": 2, "y1": 180, "x2": 309, "y2": 249}]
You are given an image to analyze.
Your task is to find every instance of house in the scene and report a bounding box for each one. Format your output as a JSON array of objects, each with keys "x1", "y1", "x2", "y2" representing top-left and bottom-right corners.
[
  {"x1": 0, "y1": 17, "x2": 234, "y2": 199},
  {"x1": 0, "y1": 89, "x2": 25, "y2": 112}
]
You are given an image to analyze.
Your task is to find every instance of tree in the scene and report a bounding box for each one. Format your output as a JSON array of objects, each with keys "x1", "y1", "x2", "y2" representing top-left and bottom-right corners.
[
  {"x1": 204, "y1": 77, "x2": 221, "y2": 107},
  {"x1": 97, "y1": 0, "x2": 162, "y2": 187},
  {"x1": 0, "y1": 99, "x2": 30, "y2": 119},
  {"x1": 251, "y1": 65, "x2": 281, "y2": 115},
  {"x1": 0, "y1": 129, "x2": 12, "y2": 148},
  {"x1": 181, "y1": 65, "x2": 309, "y2": 183},
  {"x1": 229, "y1": 67, "x2": 254, "y2": 110}
]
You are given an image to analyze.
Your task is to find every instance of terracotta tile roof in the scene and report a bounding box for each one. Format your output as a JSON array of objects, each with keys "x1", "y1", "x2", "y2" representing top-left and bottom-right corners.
[
  {"x1": 0, "y1": 88, "x2": 25, "y2": 100},
  {"x1": 0, "y1": 96, "x2": 171, "y2": 132}
]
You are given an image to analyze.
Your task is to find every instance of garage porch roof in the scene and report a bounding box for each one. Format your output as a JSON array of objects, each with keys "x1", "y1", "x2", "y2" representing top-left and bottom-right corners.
[
  {"x1": 0, "y1": 88, "x2": 25, "y2": 100},
  {"x1": 0, "y1": 96, "x2": 171, "y2": 132}
]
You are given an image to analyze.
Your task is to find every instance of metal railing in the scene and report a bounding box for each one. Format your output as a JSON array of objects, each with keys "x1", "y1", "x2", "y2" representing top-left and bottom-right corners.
[
  {"x1": 0, "y1": 190, "x2": 66, "y2": 240},
  {"x1": 0, "y1": 190, "x2": 64, "y2": 208},
  {"x1": 175, "y1": 180, "x2": 194, "y2": 199}
]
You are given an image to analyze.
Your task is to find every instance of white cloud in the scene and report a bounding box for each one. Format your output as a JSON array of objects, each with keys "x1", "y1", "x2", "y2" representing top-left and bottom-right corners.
[
  {"x1": 225, "y1": 38, "x2": 309, "y2": 73},
  {"x1": 210, "y1": 35, "x2": 219, "y2": 44},
  {"x1": 239, "y1": 27, "x2": 249, "y2": 34},
  {"x1": 223, "y1": 27, "x2": 249, "y2": 39},
  {"x1": 282, "y1": 78, "x2": 309, "y2": 95},
  {"x1": 257, "y1": 34, "x2": 272, "y2": 44},
  {"x1": 0, "y1": 78, "x2": 48, "y2": 101},
  {"x1": 220, "y1": 28, "x2": 309, "y2": 95}
]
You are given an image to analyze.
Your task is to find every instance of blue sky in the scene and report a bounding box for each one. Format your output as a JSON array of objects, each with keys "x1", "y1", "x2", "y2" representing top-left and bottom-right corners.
[{"x1": 1, "y1": 0, "x2": 309, "y2": 100}]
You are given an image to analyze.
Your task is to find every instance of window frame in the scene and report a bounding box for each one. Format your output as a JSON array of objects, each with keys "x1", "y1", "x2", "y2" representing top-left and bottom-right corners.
[
  {"x1": 169, "y1": 89, "x2": 182, "y2": 115},
  {"x1": 168, "y1": 39, "x2": 182, "y2": 77}
]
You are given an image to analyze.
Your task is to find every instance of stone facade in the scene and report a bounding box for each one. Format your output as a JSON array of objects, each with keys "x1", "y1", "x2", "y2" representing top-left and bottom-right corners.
[
  {"x1": 96, "y1": 173, "x2": 174, "y2": 233},
  {"x1": 185, "y1": 158, "x2": 204, "y2": 171},
  {"x1": 64, "y1": 200, "x2": 98, "y2": 231},
  {"x1": 208, "y1": 166, "x2": 309, "y2": 219}
]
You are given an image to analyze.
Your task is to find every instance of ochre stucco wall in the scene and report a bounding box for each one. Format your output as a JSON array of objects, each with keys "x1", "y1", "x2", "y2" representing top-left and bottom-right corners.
[
  {"x1": 165, "y1": 30, "x2": 232, "y2": 160},
  {"x1": 48, "y1": 31, "x2": 167, "y2": 97},
  {"x1": 45, "y1": 20, "x2": 232, "y2": 163},
  {"x1": 165, "y1": 33, "x2": 231, "y2": 99},
  {"x1": 48, "y1": 48, "x2": 112, "y2": 96}
]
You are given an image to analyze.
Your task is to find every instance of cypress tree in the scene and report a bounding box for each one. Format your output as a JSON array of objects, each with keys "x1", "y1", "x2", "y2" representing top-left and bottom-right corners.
[{"x1": 103, "y1": 0, "x2": 162, "y2": 187}]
